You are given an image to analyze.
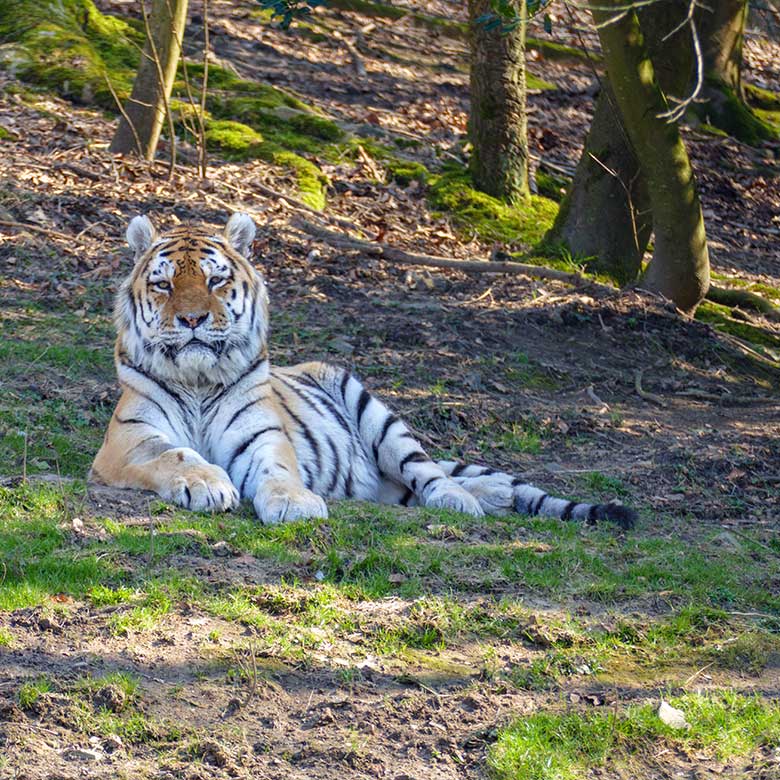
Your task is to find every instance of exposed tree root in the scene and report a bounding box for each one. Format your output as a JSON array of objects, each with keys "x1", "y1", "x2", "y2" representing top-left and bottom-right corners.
[{"x1": 707, "y1": 285, "x2": 780, "y2": 322}]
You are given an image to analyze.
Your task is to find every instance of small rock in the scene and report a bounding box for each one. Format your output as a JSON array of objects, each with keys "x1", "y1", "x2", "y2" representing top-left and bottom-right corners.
[
  {"x1": 657, "y1": 699, "x2": 690, "y2": 730},
  {"x1": 211, "y1": 540, "x2": 233, "y2": 557},
  {"x1": 93, "y1": 684, "x2": 127, "y2": 713},
  {"x1": 62, "y1": 747, "x2": 103, "y2": 762}
]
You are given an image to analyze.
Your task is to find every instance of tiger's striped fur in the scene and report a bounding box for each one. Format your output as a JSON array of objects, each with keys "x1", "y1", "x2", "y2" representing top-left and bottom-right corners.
[{"x1": 90, "y1": 213, "x2": 635, "y2": 529}]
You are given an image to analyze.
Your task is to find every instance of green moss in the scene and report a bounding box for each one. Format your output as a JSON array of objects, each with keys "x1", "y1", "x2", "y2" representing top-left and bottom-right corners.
[
  {"x1": 696, "y1": 300, "x2": 780, "y2": 357},
  {"x1": 428, "y1": 166, "x2": 558, "y2": 246},
  {"x1": 527, "y1": 72, "x2": 557, "y2": 91},
  {"x1": 695, "y1": 79, "x2": 778, "y2": 146},
  {"x1": 0, "y1": 125, "x2": 12, "y2": 140},
  {"x1": 527, "y1": 37, "x2": 596, "y2": 62},
  {"x1": 0, "y1": 0, "x2": 142, "y2": 107},
  {"x1": 325, "y1": 0, "x2": 407, "y2": 19},
  {"x1": 204, "y1": 120, "x2": 265, "y2": 159},
  {"x1": 258, "y1": 145, "x2": 328, "y2": 210},
  {"x1": 745, "y1": 83, "x2": 780, "y2": 111},
  {"x1": 386, "y1": 159, "x2": 429, "y2": 186},
  {"x1": 536, "y1": 171, "x2": 570, "y2": 202}
]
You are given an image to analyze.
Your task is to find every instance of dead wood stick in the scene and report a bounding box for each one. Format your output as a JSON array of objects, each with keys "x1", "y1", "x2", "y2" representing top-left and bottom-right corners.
[
  {"x1": 0, "y1": 219, "x2": 73, "y2": 242},
  {"x1": 54, "y1": 161, "x2": 103, "y2": 182},
  {"x1": 234, "y1": 180, "x2": 365, "y2": 234},
  {"x1": 294, "y1": 218, "x2": 616, "y2": 291},
  {"x1": 634, "y1": 368, "x2": 667, "y2": 407}
]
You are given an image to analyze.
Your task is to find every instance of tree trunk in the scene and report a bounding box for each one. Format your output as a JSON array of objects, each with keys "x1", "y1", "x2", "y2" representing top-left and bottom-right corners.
[
  {"x1": 109, "y1": 0, "x2": 189, "y2": 159},
  {"x1": 693, "y1": 0, "x2": 773, "y2": 144},
  {"x1": 591, "y1": 2, "x2": 710, "y2": 314},
  {"x1": 547, "y1": 86, "x2": 651, "y2": 284},
  {"x1": 547, "y1": 1, "x2": 695, "y2": 284},
  {"x1": 467, "y1": 0, "x2": 529, "y2": 204}
]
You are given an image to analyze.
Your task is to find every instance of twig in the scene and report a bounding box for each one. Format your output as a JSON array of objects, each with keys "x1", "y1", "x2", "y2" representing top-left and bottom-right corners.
[
  {"x1": 727, "y1": 528, "x2": 777, "y2": 555},
  {"x1": 103, "y1": 71, "x2": 146, "y2": 161},
  {"x1": 682, "y1": 661, "x2": 715, "y2": 687},
  {"x1": 586, "y1": 385, "x2": 610, "y2": 409},
  {"x1": 634, "y1": 368, "x2": 666, "y2": 406},
  {"x1": 53, "y1": 162, "x2": 102, "y2": 181},
  {"x1": 0, "y1": 219, "x2": 73, "y2": 241},
  {"x1": 294, "y1": 219, "x2": 618, "y2": 292},
  {"x1": 219, "y1": 179, "x2": 364, "y2": 234}
]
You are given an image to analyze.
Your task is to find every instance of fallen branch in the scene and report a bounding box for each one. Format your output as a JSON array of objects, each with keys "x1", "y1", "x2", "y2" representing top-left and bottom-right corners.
[
  {"x1": 294, "y1": 219, "x2": 617, "y2": 292},
  {"x1": 0, "y1": 219, "x2": 73, "y2": 242},
  {"x1": 634, "y1": 368, "x2": 666, "y2": 407},
  {"x1": 220, "y1": 179, "x2": 364, "y2": 234}
]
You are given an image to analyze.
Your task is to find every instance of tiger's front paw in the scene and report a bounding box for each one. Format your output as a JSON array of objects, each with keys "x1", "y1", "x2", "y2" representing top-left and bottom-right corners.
[
  {"x1": 165, "y1": 465, "x2": 240, "y2": 513},
  {"x1": 424, "y1": 479, "x2": 484, "y2": 517},
  {"x1": 254, "y1": 483, "x2": 328, "y2": 525}
]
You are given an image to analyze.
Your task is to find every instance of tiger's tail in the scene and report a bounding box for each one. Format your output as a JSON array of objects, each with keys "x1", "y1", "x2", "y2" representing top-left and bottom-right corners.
[{"x1": 437, "y1": 461, "x2": 636, "y2": 529}]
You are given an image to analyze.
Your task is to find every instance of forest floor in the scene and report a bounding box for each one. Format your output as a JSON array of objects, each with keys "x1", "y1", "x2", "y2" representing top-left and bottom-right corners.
[{"x1": 1, "y1": 1, "x2": 780, "y2": 779}]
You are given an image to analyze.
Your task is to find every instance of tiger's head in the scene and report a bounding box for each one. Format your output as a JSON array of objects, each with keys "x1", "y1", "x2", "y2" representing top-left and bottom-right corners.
[{"x1": 116, "y1": 213, "x2": 268, "y2": 387}]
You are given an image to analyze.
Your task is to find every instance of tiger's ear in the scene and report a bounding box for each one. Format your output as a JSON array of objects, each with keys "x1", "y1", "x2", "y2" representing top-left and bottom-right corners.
[
  {"x1": 127, "y1": 215, "x2": 157, "y2": 260},
  {"x1": 224, "y1": 212, "x2": 256, "y2": 258}
]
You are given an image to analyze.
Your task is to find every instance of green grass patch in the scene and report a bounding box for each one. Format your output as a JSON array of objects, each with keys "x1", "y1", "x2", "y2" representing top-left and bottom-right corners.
[
  {"x1": 490, "y1": 692, "x2": 780, "y2": 780},
  {"x1": 0, "y1": 304, "x2": 114, "y2": 477},
  {"x1": 18, "y1": 675, "x2": 53, "y2": 709}
]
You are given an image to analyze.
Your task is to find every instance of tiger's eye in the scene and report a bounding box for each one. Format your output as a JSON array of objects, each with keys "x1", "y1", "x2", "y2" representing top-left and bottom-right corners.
[{"x1": 154, "y1": 281, "x2": 171, "y2": 291}]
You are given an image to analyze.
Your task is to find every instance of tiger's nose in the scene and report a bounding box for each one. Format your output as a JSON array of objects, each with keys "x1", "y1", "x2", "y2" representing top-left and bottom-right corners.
[{"x1": 177, "y1": 312, "x2": 209, "y2": 330}]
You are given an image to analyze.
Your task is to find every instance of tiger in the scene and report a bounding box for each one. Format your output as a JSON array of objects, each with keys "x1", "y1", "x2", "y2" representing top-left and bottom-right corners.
[{"x1": 90, "y1": 213, "x2": 635, "y2": 530}]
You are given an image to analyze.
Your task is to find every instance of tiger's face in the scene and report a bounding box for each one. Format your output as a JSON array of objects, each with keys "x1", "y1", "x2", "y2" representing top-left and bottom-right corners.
[{"x1": 116, "y1": 213, "x2": 268, "y2": 386}]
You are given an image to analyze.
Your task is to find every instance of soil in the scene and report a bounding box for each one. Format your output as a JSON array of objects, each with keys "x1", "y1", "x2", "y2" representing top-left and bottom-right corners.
[{"x1": 0, "y1": 1, "x2": 779, "y2": 778}]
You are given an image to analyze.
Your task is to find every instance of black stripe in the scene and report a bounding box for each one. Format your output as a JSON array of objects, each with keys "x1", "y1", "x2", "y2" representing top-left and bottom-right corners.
[
  {"x1": 399, "y1": 488, "x2": 414, "y2": 506},
  {"x1": 183, "y1": 486, "x2": 191, "y2": 508},
  {"x1": 344, "y1": 467, "x2": 354, "y2": 498},
  {"x1": 277, "y1": 375, "x2": 350, "y2": 433},
  {"x1": 356, "y1": 389, "x2": 371, "y2": 424},
  {"x1": 324, "y1": 434, "x2": 341, "y2": 496},
  {"x1": 420, "y1": 475, "x2": 442, "y2": 494},
  {"x1": 119, "y1": 354, "x2": 190, "y2": 412},
  {"x1": 587, "y1": 505, "x2": 599, "y2": 525},
  {"x1": 561, "y1": 501, "x2": 576, "y2": 521},
  {"x1": 202, "y1": 355, "x2": 268, "y2": 416},
  {"x1": 511, "y1": 477, "x2": 524, "y2": 486},
  {"x1": 531, "y1": 493, "x2": 547, "y2": 516},
  {"x1": 115, "y1": 416, "x2": 149, "y2": 426},
  {"x1": 292, "y1": 373, "x2": 352, "y2": 431},
  {"x1": 276, "y1": 395, "x2": 321, "y2": 475},
  {"x1": 224, "y1": 399, "x2": 257, "y2": 432},
  {"x1": 123, "y1": 386, "x2": 174, "y2": 430},
  {"x1": 411, "y1": 477, "x2": 418, "y2": 492},
  {"x1": 451, "y1": 463, "x2": 467, "y2": 477},
  {"x1": 340, "y1": 371, "x2": 350, "y2": 399},
  {"x1": 227, "y1": 426, "x2": 282, "y2": 473},
  {"x1": 375, "y1": 413, "x2": 399, "y2": 452},
  {"x1": 399, "y1": 451, "x2": 428, "y2": 473}
]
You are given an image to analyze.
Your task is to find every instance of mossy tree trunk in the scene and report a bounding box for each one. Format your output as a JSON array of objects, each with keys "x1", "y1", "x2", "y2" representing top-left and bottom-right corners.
[
  {"x1": 547, "y1": 86, "x2": 651, "y2": 284},
  {"x1": 693, "y1": 0, "x2": 773, "y2": 143},
  {"x1": 591, "y1": 1, "x2": 710, "y2": 314},
  {"x1": 467, "y1": 0, "x2": 529, "y2": 204},
  {"x1": 547, "y1": 1, "x2": 695, "y2": 284},
  {"x1": 109, "y1": 0, "x2": 188, "y2": 159}
]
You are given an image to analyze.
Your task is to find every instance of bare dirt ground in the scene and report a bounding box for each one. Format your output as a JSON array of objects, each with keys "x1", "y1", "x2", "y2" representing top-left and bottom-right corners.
[{"x1": 1, "y1": 1, "x2": 779, "y2": 779}]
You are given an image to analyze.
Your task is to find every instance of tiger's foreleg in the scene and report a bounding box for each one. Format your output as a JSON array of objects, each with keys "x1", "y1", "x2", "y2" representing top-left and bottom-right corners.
[
  {"x1": 91, "y1": 416, "x2": 239, "y2": 513},
  {"x1": 224, "y1": 423, "x2": 327, "y2": 525}
]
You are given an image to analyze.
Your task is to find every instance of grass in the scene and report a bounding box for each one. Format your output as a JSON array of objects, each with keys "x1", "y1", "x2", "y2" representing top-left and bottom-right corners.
[
  {"x1": 490, "y1": 692, "x2": 780, "y2": 780},
  {"x1": 18, "y1": 675, "x2": 53, "y2": 709}
]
